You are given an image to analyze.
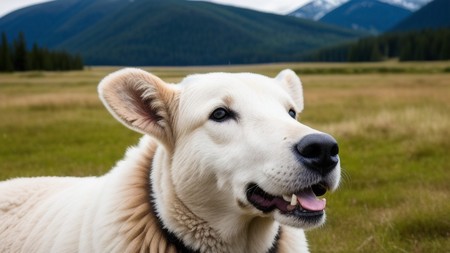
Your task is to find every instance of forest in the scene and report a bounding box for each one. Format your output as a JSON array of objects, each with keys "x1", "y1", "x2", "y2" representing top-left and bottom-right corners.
[
  {"x1": 306, "y1": 28, "x2": 450, "y2": 62},
  {"x1": 2, "y1": 28, "x2": 450, "y2": 70},
  {"x1": 0, "y1": 32, "x2": 83, "y2": 72}
]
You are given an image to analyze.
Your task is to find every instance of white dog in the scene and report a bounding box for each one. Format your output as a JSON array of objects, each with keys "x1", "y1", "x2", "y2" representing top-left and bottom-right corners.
[{"x1": 0, "y1": 68, "x2": 340, "y2": 253}]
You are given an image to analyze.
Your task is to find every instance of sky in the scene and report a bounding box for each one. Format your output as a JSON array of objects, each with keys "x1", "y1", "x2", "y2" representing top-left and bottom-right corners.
[
  {"x1": 0, "y1": 0, "x2": 432, "y2": 18},
  {"x1": 0, "y1": 0, "x2": 311, "y2": 17},
  {"x1": 201, "y1": 0, "x2": 310, "y2": 14}
]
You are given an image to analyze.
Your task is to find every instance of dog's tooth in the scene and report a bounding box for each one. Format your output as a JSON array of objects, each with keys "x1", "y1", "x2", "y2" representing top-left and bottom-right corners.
[
  {"x1": 282, "y1": 195, "x2": 291, "y2": 202},
  {"x1": 290, "y1": 194, "x2": 298, "y2": 206}
]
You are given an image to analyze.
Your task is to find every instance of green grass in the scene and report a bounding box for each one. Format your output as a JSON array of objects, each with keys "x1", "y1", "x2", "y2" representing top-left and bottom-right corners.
[{"x1": 1, "y1": 62, "x2": 449, "y2": 252}]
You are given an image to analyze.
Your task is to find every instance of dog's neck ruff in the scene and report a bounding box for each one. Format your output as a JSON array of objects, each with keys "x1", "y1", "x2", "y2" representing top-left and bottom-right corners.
[
  {"x1": 152, "y1": 192, "x2": 226, "y2": 252},
  {"x1": 154, "y1": 207, "x2": 281, "y2": 253},
  {"x1": 117, "y1": 136, "x2": 281, "y2": 253}
]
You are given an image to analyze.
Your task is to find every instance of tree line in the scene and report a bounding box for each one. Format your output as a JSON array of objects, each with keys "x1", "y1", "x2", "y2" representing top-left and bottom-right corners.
[
  {"x1": 0, "y1": 32, "x2": 83, "y2": 72},
  {"x1": 305, "y1": 28, "x2": 450, "y2": 62}
]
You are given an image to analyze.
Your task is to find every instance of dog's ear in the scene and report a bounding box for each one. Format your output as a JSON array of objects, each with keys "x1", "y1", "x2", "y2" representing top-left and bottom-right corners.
[
  {"x1": 98, "y1": 68, "x2": 178, "y2": 148},
  {"x1": 276, "y1": 69, "x2": 304, "y2": 113}
]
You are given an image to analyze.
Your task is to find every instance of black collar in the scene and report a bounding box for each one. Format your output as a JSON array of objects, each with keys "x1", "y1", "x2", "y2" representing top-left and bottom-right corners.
[
  {"x1": 268, "y1": 227, "x2": 281, "y2": 253},
  {"x1": 150, "y1": 191, "x2": 199, "y2": 253},
  {"x1": 156, "y1": 216, "x2": 200, "y2": 253},
  {"x1": 150, "y1": 188, "x2": 280, "y2": 253}
]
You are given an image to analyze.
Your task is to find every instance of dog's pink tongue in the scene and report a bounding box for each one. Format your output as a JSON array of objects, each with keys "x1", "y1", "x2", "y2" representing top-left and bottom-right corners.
[{"x1": 297, "y1": 189, "x2": 326, "y2": 211}]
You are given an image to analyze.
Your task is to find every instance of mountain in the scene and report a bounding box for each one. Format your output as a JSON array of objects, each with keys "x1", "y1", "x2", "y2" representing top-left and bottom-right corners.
[
  {"x1": 319, "y1": 0, "x2": 412, "y2": 33},
  {"x1": 0, "y1": 0, "x2": 132, "y2": 48},
  {"x1": 289, "y1": 0, "x2": 347, "y2": 20},
  {"x1": 288, "y1": 0, "x2": 430, "y2": 21},
  {"x1": 0, "y1": 0, "x2": 363, "y2": 66},
  {"x1": 390, "y1": 0, "x2": 450, "y2": 32}
]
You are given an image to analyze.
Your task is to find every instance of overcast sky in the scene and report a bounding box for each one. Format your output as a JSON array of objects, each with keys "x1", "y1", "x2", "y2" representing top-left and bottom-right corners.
[
  {"x1": 0, "y1": 0, "x2": 311, "y2": 17},
  {"x1": 202, "y1": 0, "x2": 310, "y2": 13}
]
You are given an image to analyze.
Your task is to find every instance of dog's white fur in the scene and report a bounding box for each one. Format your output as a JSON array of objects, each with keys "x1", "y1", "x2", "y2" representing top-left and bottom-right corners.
[{"x1": 0, "y1": 69, "x2": 340, "y2": 253}]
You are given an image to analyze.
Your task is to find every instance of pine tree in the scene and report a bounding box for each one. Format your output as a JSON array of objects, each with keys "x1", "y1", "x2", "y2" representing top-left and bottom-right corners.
[
  {"x1": 29, "y1": 43, "x2": 44, "y2": 70},
  {"x1": 440, "y1": 29, "x2": 450, "y2": 60},
  {"x1": 13, "y1": 32, "x2": 28, "y2": 71},
  {"x1": 0, "y1": 32, "x2": 13, "y2": 71},
  {"x1": 399, "y1": 36, "x2": 413, "y2": 61},
  {"x1": 370, "y1": 42, "x2": 382, "y2": 61}
]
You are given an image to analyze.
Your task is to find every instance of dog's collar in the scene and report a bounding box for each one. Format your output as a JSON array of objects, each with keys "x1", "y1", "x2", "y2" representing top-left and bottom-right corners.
[
  {"x1": 150, "y1": 191, "x2": 281, "y2": 253},
  {"x1": 268, "y1": 227, "x2": 281, "y2": 253},
  {"x1": 149, "y1": 185, "x2": 200, "y2": 252},
  {"x1": 155, "y1": 215, "x2": 200, "y2": 253},
  {"x1": 155, "y1": 216, "x2": 281, "y2": 253}
]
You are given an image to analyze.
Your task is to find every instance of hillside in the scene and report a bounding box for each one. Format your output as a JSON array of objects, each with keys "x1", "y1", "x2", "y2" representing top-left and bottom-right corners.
[
  {"x1": 0, "y1": 0, "x2": 132, "y2": 48},
  {"x1": 320, "y1": 0, "x2": 412, "y2": 33},
  {"x1": 390, "y1": 0, "x2": 450, "y2": 32},
  {"x1": 0, "y1": 0, "x2": 362, "y2": 66}
]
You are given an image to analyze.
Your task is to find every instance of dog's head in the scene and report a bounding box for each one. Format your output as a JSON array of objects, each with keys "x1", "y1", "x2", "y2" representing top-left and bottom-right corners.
[{"x1": 99, "y1": 68, "x2": 340, "y2": 230}]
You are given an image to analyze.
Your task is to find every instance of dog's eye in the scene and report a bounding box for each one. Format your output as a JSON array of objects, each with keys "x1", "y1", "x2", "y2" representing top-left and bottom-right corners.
[
  {"x1": 210, "y1": 108, "x2": 231, "y2": 122},
  {"x1": 288, "y1": 109, "x2": 296, "y2": 119}
]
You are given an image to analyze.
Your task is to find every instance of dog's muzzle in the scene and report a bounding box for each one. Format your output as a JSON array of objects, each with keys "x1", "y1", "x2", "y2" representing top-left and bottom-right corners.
[{"x1": 246, "y1": 133, "x2": 340, "y2": 225}]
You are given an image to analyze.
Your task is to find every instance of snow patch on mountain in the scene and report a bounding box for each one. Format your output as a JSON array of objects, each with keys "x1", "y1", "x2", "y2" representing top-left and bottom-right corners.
[{"x1": 290, "y1": 0, "x2": 347, "y2": 20}]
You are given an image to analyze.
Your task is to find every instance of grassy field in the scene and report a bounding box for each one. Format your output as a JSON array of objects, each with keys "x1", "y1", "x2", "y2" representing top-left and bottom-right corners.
[{"x1": 1, "y1": 62, "x2": 449, "y2": 252}]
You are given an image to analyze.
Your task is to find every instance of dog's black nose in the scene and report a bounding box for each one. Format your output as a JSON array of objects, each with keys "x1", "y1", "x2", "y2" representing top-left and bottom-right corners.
[{"x1": 295, "y1": 133, "x2": 339, "y2": 175}]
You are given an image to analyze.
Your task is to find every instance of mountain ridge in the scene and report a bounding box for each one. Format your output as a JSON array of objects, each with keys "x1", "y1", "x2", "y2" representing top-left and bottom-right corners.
[
  {"x1": 319, "y1": 0, "x2": 412, "y2": 33},
  {"x1": 390, "y1": 0, "x2": 450, "y2": 32},
  {"x1": 0, "y1": 0, "x2": 363, "y2": 65}
]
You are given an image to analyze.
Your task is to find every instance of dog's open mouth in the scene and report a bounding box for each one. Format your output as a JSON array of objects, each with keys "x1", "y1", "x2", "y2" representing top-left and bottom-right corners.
[{"x1": 246, "y1": 183, "x2": 328, "y2": 218}]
